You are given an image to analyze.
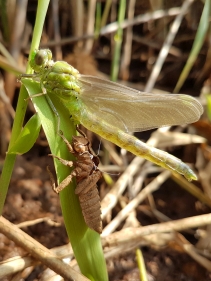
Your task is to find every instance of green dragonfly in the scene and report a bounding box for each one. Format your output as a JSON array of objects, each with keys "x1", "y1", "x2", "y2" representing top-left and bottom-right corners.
[{"x1": 23, "y1": 49, "x2": 203, "y2": 181}]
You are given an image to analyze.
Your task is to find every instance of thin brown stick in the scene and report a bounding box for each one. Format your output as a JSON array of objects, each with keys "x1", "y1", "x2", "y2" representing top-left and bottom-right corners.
[
  {"x1": 0, "y1": 216, "x2": 89, "y2": 281},
  {"x1": 102, "y1": 213, "x2": 211, "y2": 247},
  {"x1": 102, "y1": 170, "x2": 171, "y2": 236}
]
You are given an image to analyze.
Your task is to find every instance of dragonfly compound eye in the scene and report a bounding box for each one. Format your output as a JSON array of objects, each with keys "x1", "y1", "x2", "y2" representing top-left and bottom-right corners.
[
  {"x1": 30, "y1": 49, "x2": 53, "y2": 72},
  {"x1": 35, "y1": 49, "x2": 52, "y2": 66}
]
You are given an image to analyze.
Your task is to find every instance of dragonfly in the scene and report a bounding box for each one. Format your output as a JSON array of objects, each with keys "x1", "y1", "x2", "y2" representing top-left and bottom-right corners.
[
  {"x1": 48, "y1": 128, "x2": 102, "y2": 233},
  {"x1": 24, "y1": 49, "x2": 203, "y2": 181}
]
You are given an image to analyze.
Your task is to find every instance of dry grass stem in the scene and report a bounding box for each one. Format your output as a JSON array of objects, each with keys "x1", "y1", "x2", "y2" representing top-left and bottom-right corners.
[
  {"x1": 101, "y1": 127, "x2": 171, "y2": 219},
  {"x1": 0, "y1": 217, "x2": 89, "y2": 281},
  {"x1": 175, "y1": 233, "x2": 211, "y2": 272},
  {"x1": 100, "y1": 7, "x2": 182, "y2": 35},
  {"x1": 156, "y1": 131, "x2": 206, "y2": 148},
  {"x1": 100, "y1": 138, "x2": 124, "y2": 166},
  {"x1": 102, "y1": 171, "x2": 171, "y2": 236},
  {"x1": 102, "y1": 213, "x2": 211, "y2": 247},
  {"x1": 171, "y1": 173, "x2": 211, "y2": 208},
  {"x1": 16, "y1": 217, "x2": 61, "y2": 228},
  {"x1": 145, "y1": 0, "x2": 194, "y2": 92},
  {"x1": 0, "y1": 256, "x2": 38, "y2": 279}
]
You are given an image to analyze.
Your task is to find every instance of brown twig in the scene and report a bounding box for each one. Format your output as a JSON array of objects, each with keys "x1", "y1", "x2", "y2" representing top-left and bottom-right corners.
[{"x1": 0, "y1": 216, "x2": 89, "y2": 281}]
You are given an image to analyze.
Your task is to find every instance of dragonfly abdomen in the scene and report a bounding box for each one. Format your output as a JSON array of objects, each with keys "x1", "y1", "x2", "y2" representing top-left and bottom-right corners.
[
  {"x1": 147, "y1": 147, "x2": 196, "y2": 181},
  {"x1": 75, "y1": 170, "x2": 102, "y2": 234},
  {"x1": 79, "y1": 108, "x2": 197, "y2": 181}
]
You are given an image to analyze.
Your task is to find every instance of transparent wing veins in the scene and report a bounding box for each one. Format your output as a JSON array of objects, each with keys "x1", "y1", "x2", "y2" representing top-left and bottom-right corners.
[{"x1": 78, "y1": 75, "x2": 203, "y2": 133}]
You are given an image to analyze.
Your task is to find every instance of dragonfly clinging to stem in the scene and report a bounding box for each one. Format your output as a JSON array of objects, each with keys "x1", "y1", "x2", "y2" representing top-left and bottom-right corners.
[
  {"x1": 48, "y1": 128, "x2": 102, "y2": 233},
  {"x1": 22, "y1": 49, "x2": 203, "y2": 181}
]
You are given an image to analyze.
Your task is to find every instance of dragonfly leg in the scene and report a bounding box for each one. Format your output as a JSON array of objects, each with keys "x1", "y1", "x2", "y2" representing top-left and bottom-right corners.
[
  {"x1": 76, "y1": 126, "x2": 87, "y2": 138},
  {"x1": 20, "y1": 73, "x2": 39, "y2": 80},
  {"x1": 22, "y1": 75, "x2": 61, "y2": 133},
  {"x1": 49, "y1": 154, "x2": 74, "y2": 167},
  {"x1": 58, "y1": 131, "x2": 75, "y2": 154},
  {"x1": 47, "y1": 166, "x2": 75, "y2": 193},
  {"x1": 25, "y1": 92, "x2": 47, "y2": 102},
  {"x1": 45, "y1": 95, "x2": 61, "y2": 133}
]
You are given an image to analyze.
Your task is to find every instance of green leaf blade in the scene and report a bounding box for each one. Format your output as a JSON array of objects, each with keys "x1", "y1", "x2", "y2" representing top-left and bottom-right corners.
[
  {"x1": 22, "y1": 76, "x2": 108, "y2": 281},
  {"x1": 8, "y1": 114, "x2": 41, "y2": 155}
]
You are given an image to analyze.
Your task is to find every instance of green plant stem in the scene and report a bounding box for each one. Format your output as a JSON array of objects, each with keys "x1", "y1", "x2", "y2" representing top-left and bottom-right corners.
[
  {"x1": 136, "y1": 248, "x2": 148, "y2": 281},
  {"x1": 101, "y1": 0, "x2": 112, "y2": 28},
  {"x1": 174, "y1": 0, "x2": 211, "y2": 92},
  {"x1": 111, "y1": 0, "x2": 126, "y2": 81},
  {"x1": 95, "y1": 1, "x2": 101, "y2": 37},
  {"x1": 22, "y1": 79, "x2": 108, "y2": 281},
  {"x1": 0, "y1": 0, "x2": 50, "y2": 215},
  {"x1": 1, "y1": 1, "x2": 108, "y2": 279}
]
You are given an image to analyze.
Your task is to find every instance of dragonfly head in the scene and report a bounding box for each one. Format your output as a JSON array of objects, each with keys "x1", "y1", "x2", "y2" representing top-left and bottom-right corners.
[
  {"x1": 72, "y1": 136, "x2": 89, "y2": 154},
  {"x1": 30, "y1": 49, "x2": 52, "y2": 73}
]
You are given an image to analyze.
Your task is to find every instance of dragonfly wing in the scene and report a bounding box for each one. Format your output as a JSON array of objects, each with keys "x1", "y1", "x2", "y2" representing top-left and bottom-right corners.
[{"x1": 78, "y1": 75, "x2": 203, "y2": 133}]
